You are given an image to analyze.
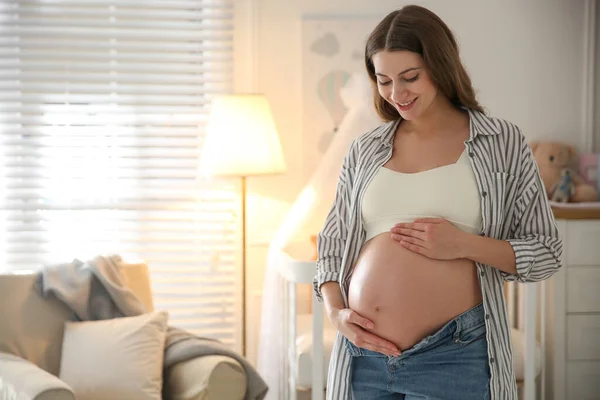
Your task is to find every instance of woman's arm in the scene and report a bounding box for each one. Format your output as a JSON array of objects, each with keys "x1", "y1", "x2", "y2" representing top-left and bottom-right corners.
[
  {"x1": 459, "y1": 235, "x2": 517, "y2": 275},
  {"x1": 498, "y1": 134, "x2": 563, "y2": 282},
  {"x1": 450, "y1": 134, "x2": 563, "y2": 281},
  {"x1": 320, "y1": 281, "x2": 347, "y2": 318},
  {"x1": 313, "y1": 140, "x2": 358, "y2": 302}
]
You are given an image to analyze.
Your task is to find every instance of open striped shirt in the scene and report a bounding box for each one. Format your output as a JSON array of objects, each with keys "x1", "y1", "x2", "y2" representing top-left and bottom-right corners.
[{"x1": 313, "y1": 109, "x2": 563, "y2": 400}]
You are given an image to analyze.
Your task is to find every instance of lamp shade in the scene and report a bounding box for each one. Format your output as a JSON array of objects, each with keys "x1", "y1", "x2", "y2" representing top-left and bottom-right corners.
[{"x1": 201, "y1": 94, "x2": 287, "y2": 177}]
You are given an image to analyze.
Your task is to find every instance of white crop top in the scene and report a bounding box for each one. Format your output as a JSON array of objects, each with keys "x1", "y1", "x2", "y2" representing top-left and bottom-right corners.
[{"x1": 362, "y1": 147, "x2": 483, "y2": 242}]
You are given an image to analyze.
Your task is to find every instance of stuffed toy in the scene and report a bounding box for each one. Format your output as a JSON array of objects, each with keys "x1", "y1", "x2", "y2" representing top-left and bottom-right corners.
[
  {"x1": 529, "y1": 141, "x2": 598, "y2": 202},
  {"x1": 550, "y1": 168, "x2": 575, "y2": 203}
]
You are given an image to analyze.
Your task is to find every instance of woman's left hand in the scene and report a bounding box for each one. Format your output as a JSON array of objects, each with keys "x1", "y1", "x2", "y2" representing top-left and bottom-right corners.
[{"x1": 390, "y1": 218, "x2": 469, "y2": 261}]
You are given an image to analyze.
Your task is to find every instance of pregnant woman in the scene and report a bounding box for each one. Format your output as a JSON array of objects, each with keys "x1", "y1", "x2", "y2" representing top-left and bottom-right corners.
[{"x1": 313, "y1": 5, "x2": 563, "y2": 400}]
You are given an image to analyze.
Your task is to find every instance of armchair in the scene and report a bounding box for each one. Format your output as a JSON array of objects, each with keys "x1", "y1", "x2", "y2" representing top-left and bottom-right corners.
[{"x1": 0, "y1": 262, "x2": 248, "y2": 400}]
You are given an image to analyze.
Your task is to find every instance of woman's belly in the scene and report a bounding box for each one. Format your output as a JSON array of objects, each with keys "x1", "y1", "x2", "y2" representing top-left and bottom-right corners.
[{"x1": 347, "y1": 232, "x2": 483, "y2": 351}]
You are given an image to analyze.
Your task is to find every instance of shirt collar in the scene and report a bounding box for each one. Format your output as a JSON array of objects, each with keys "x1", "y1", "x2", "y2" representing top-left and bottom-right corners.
[{"x1": 372, "y1": 108, "x2": 501, "y2": 147}]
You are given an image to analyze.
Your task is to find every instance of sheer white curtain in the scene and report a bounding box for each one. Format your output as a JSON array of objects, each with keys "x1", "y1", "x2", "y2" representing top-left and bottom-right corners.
[{"x1": 257, "y1": 72, "x2": 383, "y2": 399}]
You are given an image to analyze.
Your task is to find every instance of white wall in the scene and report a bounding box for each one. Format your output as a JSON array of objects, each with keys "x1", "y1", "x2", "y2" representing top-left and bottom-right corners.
[{"x1": 234, "y1": 0, "x2": 591, "y2": 366}]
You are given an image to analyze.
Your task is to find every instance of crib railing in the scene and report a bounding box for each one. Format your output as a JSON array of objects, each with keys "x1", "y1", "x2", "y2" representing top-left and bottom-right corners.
[
  {"x1": 506, "y1": 280, "x2": 547, "y2": 400},
  {"x1": 279, "y1": 256, "x2": 324, "y2": 400}
]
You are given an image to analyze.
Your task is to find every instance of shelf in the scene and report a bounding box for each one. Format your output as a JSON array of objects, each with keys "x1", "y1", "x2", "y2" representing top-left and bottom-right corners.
[{"x1": 552, "y1": 206, "x2": 600, "y2": 220}]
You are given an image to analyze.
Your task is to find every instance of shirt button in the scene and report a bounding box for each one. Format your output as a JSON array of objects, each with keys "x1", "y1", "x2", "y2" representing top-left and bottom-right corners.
[
  {"x1": 468, "y1": 152, "x2": 474, "y2": 157},
  {"x1": 480, "y1": 271, "x2": 485, "y2": 277},
  {"x1": 482, "y1": 191, "x2": 487, "y2": 197},
  {"x1": 485, "y1": 314, "x2": 490, "y2": 320},
  {"x1": 490, "y1": 358, "x2": 495, "y2": 364},
  {"x1": 479, "y1": 232, "x2": 485, "y2": 236}
]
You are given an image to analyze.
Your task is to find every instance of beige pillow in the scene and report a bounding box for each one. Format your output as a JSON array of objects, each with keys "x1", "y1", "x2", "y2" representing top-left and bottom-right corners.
[{"x1": 59, "y1": 311, "x2": 169, "y2": 400}]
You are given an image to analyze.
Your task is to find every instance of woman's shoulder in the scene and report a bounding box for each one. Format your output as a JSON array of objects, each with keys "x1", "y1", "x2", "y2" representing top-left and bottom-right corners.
[
  {"x1": 470, "y1": 109, "x2": 526, "y2": 145},
  {"x1": 338, "y1": 120, "x2": 395, "y2": 172},
  {"x1": 351, "y1": 119, "x2": 398, "y2": 151},
  {"x1": 475, "y1": 112, "x2": 537, "y2": 178}
]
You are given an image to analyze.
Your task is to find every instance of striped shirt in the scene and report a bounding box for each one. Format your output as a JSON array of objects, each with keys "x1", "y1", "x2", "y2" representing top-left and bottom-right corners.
[{"x1": 313, "y1": 108, "x2": 563, "y2": 400}]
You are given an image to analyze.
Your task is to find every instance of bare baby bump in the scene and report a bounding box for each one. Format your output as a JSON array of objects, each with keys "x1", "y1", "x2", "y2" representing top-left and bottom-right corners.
[{"x1": 347, "y1": 233, "x2": 483, "y2": 351}]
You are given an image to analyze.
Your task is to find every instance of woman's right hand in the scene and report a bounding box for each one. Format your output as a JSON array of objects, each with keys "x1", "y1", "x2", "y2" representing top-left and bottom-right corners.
[{"x1": 330, "y1": 308, "x2": 402, "y2": 357}]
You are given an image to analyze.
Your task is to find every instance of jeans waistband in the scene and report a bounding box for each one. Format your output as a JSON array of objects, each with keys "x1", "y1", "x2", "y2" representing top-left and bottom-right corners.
[
  {"x1": 454, "y1": 302, "x2": 485, "y2": 331},
  {"x1": 344, "y1": 302, "x2": 486, "y2": 358}
]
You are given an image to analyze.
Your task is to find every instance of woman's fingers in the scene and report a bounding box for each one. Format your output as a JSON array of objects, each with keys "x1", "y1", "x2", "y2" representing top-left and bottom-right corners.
[
  {"x1": 391, "y1": 227, "x2": 427, "y2": 240},
  {"x1": 393, "y1": 222, "x2": 428, "y2": 232},
  {"x1": 368, "y1": 344, "x2": 400, "y2": 356},
  {"x1": 347, "y1": 310, "x2": 375, "y2": 329},
  {"x1": 351, "y1": 328, "x2": 401, "y2": 356},
  {"x1": 344, "y1": 310, "x2": 401, "y2": 356},
  {"x1": 391, "y1": 233, "x2": 425, "y2": 246}
]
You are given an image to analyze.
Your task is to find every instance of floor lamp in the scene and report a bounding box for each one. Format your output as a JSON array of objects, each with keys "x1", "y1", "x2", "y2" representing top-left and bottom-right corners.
[{"x1": 201, "y1": 94, "x2": 287, "y2": 356}]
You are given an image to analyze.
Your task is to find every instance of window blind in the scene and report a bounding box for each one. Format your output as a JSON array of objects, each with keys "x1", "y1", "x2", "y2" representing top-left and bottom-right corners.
[{"x1": 0, "y1": 0, "x2": 241, "y2": 348}]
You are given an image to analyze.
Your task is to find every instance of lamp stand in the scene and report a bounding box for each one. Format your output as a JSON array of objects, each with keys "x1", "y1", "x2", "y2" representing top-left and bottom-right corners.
[{"x1": 241, "y1": 175, "x2": 247, "y2": 357}]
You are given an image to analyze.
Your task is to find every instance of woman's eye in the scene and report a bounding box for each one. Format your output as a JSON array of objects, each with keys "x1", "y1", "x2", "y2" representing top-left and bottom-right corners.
[
  {"x1": 378, "y1": 80, "x2": 392, "y2": 86},
  {"x1": 403, "y1": 74, "x2": 419, "y2": 83}
]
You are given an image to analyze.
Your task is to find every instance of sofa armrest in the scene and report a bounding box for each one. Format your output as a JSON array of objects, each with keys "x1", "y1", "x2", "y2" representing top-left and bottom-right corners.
[
  {"x1": 0, "y1": 353, "x2": 75, "y2": 400},
  {"x1": 163, "y1": 355, "x2": 247, "y2": 400}
]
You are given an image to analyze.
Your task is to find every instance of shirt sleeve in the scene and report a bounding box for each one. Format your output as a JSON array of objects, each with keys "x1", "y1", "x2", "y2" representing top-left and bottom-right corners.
[
  {"x1": 503, "y1": 133, "x2": 563, "y2": 283},
  {"x1": 313, "y1": 141, "x2": 357, "y2": 302}
]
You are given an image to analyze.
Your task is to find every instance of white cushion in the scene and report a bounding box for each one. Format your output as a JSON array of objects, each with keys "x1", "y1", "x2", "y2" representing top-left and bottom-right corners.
[{"x1": 59, "y1": 311, "x2": 169, "y2": 400}]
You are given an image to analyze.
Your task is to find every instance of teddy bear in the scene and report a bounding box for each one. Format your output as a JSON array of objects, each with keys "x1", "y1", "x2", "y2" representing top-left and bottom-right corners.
[{"x1": 529, "y1": 141, "x2": 598, "y2": 203}]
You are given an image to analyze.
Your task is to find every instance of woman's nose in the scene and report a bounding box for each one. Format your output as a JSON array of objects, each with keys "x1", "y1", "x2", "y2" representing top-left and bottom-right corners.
[{"x1": 391, "y1": 84, "x2": 406, "y2": 103}]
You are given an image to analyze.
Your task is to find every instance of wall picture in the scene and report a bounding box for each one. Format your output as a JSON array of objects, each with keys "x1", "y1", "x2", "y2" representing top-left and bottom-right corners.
[{"x1": 301, "y1": 17, "x2": 380, "y2": 179}]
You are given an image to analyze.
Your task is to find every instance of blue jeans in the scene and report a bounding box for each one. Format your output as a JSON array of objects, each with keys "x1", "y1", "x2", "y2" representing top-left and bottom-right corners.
[{"x1": 344, "y1": 302, "x2": 490, "y2": 400}]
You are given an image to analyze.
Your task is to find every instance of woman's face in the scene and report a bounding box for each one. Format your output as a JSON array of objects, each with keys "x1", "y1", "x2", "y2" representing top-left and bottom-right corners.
[{"x1": 371, "y1": 50, "x2": 438, "y2": 120}]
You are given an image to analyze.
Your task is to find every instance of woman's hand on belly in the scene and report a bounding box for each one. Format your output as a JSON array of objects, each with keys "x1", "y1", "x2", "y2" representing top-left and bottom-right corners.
[
  {"x1": 330, "y1": 308, "x2": 402, "y2": 357},
  {"x1": 390, "y1": 217, "x2": 471, "y2": 261}
]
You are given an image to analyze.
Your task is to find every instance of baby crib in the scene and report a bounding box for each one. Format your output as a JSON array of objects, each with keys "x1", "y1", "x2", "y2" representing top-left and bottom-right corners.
[{"x1": 278, "y1": 254, "x2": 546, "y2": 400}]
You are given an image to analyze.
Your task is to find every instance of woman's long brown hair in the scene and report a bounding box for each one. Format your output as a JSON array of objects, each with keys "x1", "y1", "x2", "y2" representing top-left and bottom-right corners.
[{"x1": 365, "y1": 5, "x2": 484, "y2": 121}]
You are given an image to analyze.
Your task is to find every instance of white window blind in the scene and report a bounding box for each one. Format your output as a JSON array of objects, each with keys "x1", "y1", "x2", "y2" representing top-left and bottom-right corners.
[{"x1": 0, "y1": 0, "x2": 242, "y2": 348}]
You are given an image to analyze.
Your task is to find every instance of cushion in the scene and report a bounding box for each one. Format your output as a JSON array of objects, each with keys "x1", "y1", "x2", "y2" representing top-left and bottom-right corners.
[{"x1": 59, "y1": 311, "x2": 169, "y2": 400}]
